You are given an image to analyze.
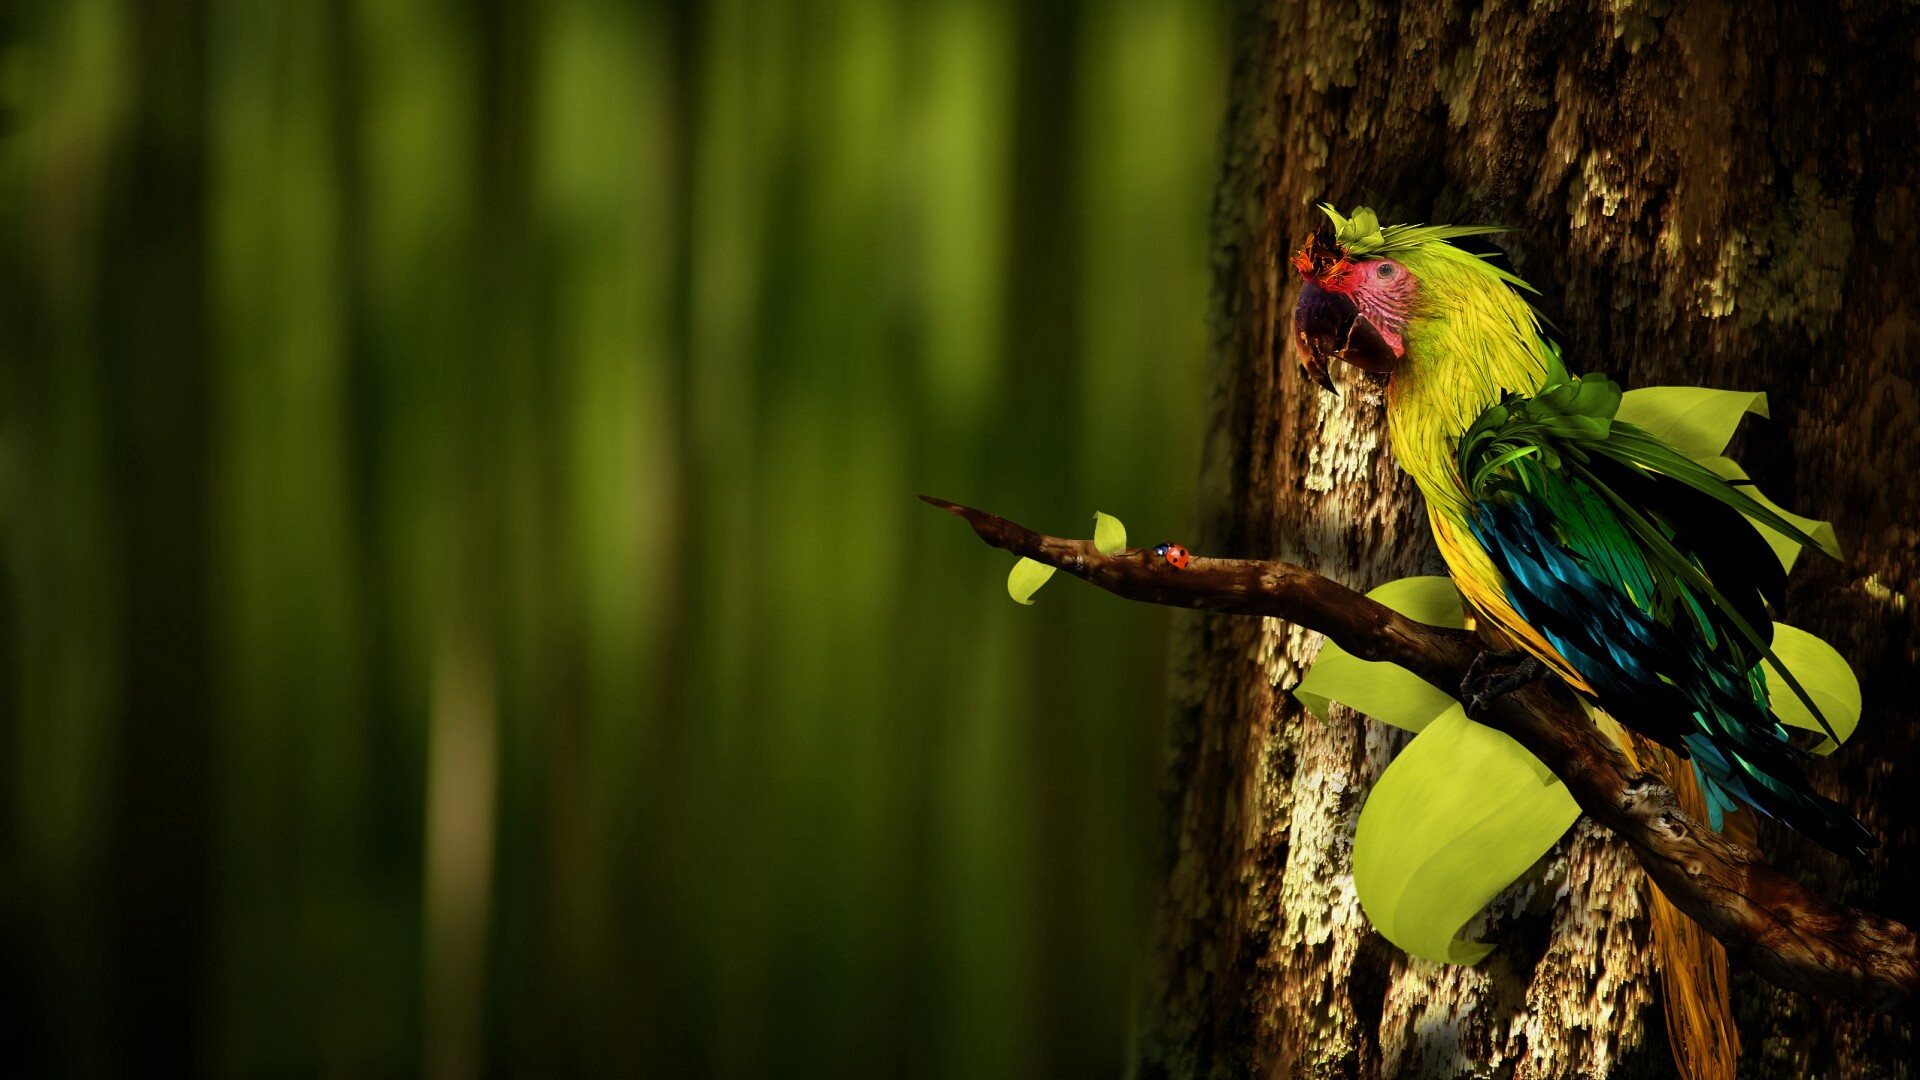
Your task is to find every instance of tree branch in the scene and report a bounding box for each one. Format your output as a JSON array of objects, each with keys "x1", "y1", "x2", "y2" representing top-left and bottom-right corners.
[{"x1": 923, "y1": 495, "x2": 1918, "y2": 1011}]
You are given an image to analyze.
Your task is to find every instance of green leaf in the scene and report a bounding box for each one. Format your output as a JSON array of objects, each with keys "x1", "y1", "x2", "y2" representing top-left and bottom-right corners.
[
  {"x1": 1762, "y1": 623, "x2": 1861, "y2": 756},
  {"x1": 1331, "y1": 205, "x2": 1382, "y2": 251},
  {"x1": 1366, "y1": 576, "x2": 1470, "y2": 629},
  {"x1": 1353, "y1": 706, "x2": 1579, "y2": 964},
  {"x1": 1292, "y1": 577, "x2": 1465, "y2": 732},
  {"x1": 1696, "y1": 456, "x2": 1842, "y2": 571},
  {"x1": 1092, "y1": 511, "x2": 1127, "y2": 556},
  {"x1": 1294, "y1": 648, "x2": 1460, "y2": 733},
  {"x1": 1292, "y1": 577, "x2": 1579, "y2": 964},
  {"x1": 1615, "y1": 386, "x2": 1768, "y2": 461},
  {"x1": 1529, "y1": 370, "x2": 1621, "y2": 436},
  {"x1": 1007, "y1": 558, "x2": 1056, "y2": 605}
]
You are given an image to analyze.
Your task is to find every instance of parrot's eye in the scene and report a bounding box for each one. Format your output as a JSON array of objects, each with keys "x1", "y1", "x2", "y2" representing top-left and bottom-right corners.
[{"x1": 1377, "y1": 263, "x2": 1395, "y2": 278}]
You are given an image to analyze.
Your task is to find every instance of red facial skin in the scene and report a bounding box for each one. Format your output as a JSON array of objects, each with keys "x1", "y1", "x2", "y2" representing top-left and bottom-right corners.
[{"x1": 1291, "y1": 242, "x2": 1417, "y2": 360}]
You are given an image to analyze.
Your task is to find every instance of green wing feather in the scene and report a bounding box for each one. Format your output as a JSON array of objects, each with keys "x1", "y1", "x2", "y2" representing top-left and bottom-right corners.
[{"x1": 1456, "y1": 362, "x2": 1841, "y2": 743}]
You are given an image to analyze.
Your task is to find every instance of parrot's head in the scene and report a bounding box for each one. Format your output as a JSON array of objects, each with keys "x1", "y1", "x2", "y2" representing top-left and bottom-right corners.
[
  {"x1": 1289, "y1": 205, "x2": 1526, "y2": 395},
  {"x1": 1290, "y1": 217, "x2": 1413, "y2": 392}
]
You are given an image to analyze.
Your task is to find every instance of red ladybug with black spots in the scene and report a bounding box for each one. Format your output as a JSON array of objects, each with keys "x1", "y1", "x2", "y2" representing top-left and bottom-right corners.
[{"x1": 1153, "y1": 542, "x2": 1192, "y2": 570}]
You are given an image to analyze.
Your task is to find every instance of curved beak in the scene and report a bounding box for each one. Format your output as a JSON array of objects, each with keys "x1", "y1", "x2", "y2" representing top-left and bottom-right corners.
[{"x1": 1291, "y1": 281, "x2": 1399, "y2": 395}]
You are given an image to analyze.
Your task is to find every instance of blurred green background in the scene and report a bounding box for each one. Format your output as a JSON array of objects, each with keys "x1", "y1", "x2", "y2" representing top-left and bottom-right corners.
[{"x1": 1, "y1": 0, "x2": 1224, "y2": 1074}]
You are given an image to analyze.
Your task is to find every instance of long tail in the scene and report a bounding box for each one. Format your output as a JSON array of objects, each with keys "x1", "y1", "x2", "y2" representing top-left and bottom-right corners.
[
  {"x1": 1645, "y1": 739, "x2": 1740, "y2": 1080},
  {"x1": 1598, "y1": 711, "x2": 1739, "y2": 1080}
]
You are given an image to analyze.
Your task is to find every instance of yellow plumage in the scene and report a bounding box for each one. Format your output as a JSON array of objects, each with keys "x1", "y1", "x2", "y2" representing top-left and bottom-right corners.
[
  {"x1": 1377, "y1": 223, "x2": 1737, "y2": 1080},
  {"x1": 1382, "y1": 240, "x2": 1595, "y2": 691}
]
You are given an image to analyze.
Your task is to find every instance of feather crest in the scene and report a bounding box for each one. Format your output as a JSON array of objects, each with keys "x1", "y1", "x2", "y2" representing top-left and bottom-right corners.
[{"x1": 1316, "y1": 203, "x2": 1536, "y2": 292}]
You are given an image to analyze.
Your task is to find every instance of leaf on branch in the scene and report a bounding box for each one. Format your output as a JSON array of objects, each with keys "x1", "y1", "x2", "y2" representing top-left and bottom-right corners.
[
  {"x1": 1303, "y1": 576, "x2": 1578, "y2": 966},
  {"x1": 1293, "y1": 576, "x2": 1466, "y2": 732},
  {"x1": 1354, "y1": 705, "x2": 1580, "y2": 965},
  {"x1": 1763, "y1": 623, "x2": 1861, "y2": 755},
  {"x1": 1007, "y1": 557, "x2": 1057, "y2": 605},
  {"x1": 1092, "y1": 511, "x2": 1127, "y2": 556}
]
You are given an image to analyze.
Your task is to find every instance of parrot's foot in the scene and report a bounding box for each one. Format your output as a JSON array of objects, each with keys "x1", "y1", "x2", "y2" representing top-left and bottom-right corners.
[{"x1": 1462, "y1": 650, "x2": 1547, "y2": 718}]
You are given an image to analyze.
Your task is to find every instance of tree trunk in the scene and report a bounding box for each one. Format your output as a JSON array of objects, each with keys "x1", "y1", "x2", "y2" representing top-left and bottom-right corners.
[{"x1": 1135, "y1": 1, "x2": 1920, "y2": 1077}]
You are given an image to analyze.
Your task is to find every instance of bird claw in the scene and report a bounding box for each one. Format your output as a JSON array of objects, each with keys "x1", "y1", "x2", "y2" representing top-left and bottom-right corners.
[{"x1": 1461, "y1": 650, "x2": 1547, "y2": 718}]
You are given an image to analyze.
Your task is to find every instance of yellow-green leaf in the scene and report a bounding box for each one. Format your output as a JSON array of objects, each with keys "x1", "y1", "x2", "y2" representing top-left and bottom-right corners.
[
  {"x1": 1007, "y1": 558, "x2": 1056, "y2": 605},
  {"x1": 1616, "y1": 386, "x2": 1768, "y2": 461},
  {"x1": 1293, "y1": 577, "x2": 1465, "y2": 733},
  {"x1": 1365, "y1": 576, "x2": 1470, "y2": 629},
  {"x1": 1092, "y1": 511, "x2": 1127, "y2": 556},
  {"x1": 1763, "y1": 622, "x2": 1861, "y2": 755},
  {"x1": 1353, "y1": 705, "x2": 1579, "y2": 964},
  {"x1": 1697, "y1": 456, "x2": 1842, "y2": 571},
  {"x1": 1295, "y1": 649, "x2": 1460, "y2": 733}
]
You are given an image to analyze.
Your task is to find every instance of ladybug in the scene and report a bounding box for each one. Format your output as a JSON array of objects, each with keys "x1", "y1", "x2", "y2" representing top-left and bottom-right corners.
[{"x1": 1153, "y1": 542, "x2": 1192, "y2": 570}]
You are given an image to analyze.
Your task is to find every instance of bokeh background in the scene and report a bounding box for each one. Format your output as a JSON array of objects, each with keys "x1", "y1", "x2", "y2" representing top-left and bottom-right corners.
[{"x1": 1, "y1": 0, "x2": 1225, "y2": 1074}]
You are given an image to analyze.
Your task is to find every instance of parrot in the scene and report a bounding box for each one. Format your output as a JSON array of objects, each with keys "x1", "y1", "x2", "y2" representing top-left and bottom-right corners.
[{"x1": 1287, "y1": 204, "x2": 1875, "y2": 861}]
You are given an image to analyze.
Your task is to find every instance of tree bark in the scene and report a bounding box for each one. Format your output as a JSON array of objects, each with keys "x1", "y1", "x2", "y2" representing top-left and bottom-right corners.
[{"x1": 1133, "y1": 2, "x2": 1920, "y2": 1077}]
